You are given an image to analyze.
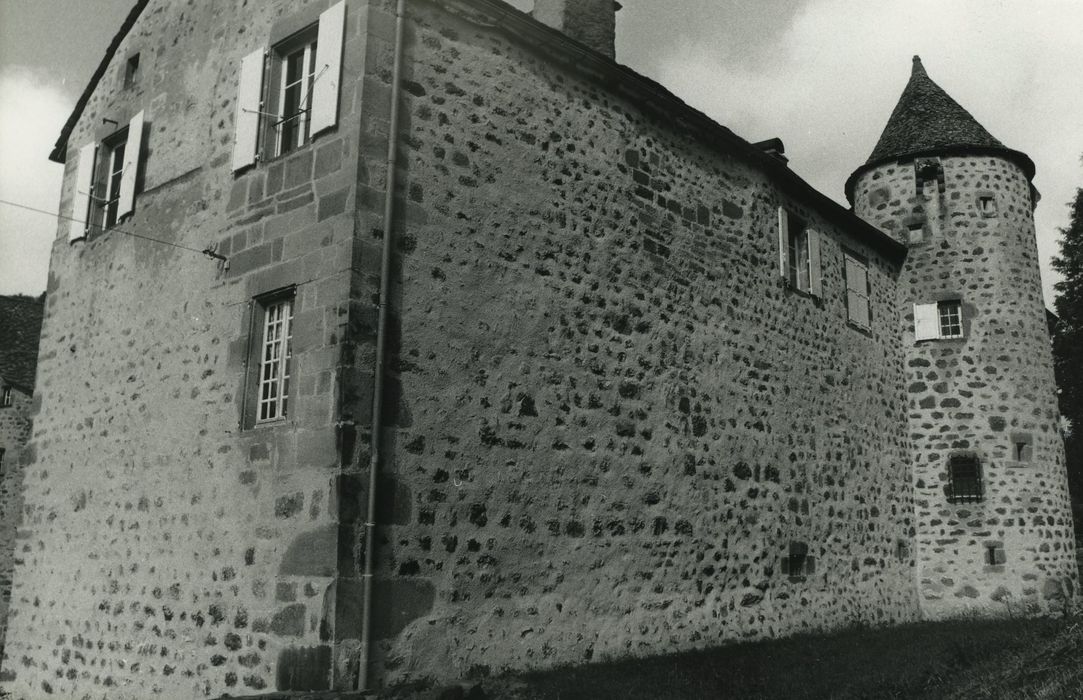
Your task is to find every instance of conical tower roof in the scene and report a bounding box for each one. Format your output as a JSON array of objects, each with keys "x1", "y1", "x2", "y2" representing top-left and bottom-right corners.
[{"x1": 846, "y1": 56, "x2": 1034, "y2": 203}]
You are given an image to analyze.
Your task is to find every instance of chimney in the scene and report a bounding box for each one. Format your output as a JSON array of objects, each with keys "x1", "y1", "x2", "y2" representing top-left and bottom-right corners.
[{"x1": 532, "y1": 0, "x2": 621, "y2": 59}]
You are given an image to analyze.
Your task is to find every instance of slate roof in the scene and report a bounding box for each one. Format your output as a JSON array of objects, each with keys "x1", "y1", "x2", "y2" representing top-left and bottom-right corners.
[
  {"x1": 0, "y1": 295, "x2": 45, "y2": 394},
  {"x1": 847, "y1": 56, "x2": 1034, "y2": 202}
]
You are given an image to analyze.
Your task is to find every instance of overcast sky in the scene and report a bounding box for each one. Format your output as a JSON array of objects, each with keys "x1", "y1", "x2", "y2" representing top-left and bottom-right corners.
[{"x1": 2, "y1": 0, "x2": 1081, "y2": 307}]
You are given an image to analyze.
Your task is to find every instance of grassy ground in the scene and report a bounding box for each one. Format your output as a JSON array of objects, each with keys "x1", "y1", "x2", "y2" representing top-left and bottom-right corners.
[{"x1": 388, "y1": 614, "x2": 1083, "y2": 699}]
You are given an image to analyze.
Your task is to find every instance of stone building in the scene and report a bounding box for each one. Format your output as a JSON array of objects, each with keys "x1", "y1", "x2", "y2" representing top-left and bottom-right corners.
[
  {"x1": 0, "y1": 0, "x2": 1074, "y2": 697},
  {"x1": 0, "y1": 295, "x2": 44, "y2": 652}
]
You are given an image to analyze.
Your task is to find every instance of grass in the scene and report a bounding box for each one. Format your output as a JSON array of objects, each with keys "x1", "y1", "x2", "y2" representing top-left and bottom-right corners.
[{"x1": 389, "y1": 613, "x2": 1083, "y2": 699}]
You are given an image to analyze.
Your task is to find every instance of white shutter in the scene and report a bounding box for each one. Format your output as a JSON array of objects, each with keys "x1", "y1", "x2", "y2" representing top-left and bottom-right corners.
[
  {"x1": 777, "y1": 207, "x2": 789, "y2": 281},
  {"x1": 914, "y1": 302, "x2": 939, "y2": 341},
  {"x1": 70, "y1": 142, "x2": 98, "y2": 243},
  {"x1": 118, "y1": 110, "x2": 145, "y2": 219},
  {"x1": 232, "y1": 49, "x2": 266, "y2": 172},
  {"x1": 311, "y1": 0, "x2": 346, "y2": 135},
  {"x1": 845, "y1": 257, "x2": 869, "y2": 328},
  {"x1": 807, "y1": 228, "x2": 822, "y2": 297}
]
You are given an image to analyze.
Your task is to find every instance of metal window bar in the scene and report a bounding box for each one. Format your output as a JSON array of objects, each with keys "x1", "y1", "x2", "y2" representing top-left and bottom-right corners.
[
  {"x1": 948, "y1": 456, "x2": 983, "y2": 503},
  {"x1": 276, "y1": 41, "x2": 318, "y2": 156}
]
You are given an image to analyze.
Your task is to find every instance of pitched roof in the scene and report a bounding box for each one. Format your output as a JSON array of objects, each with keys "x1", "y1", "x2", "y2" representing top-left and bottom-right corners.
[
  {"x1": 846, "y1": 56, "x2": 1035, "y2": 202},
  {"x1": 0, "y1": 295, "x2": 45, "y2": 394}
]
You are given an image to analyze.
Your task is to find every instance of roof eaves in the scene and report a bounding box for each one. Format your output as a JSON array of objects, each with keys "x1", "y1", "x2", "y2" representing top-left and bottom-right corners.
[
  {"x1": 434, "y1": 0, "x2": 907, "y2": 264},
  {"x1": 49, "y1": 0, "x2": 151, "y2": 163}
]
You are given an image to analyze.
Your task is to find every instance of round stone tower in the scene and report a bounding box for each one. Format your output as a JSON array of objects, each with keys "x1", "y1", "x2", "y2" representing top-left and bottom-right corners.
[{"x1": 847, "y1": 57, "x2": 1076, "y2": 618}]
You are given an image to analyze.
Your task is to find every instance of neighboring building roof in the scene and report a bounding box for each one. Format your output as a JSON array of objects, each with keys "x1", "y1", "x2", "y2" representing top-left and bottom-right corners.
[
  {"x1": 0, "y1": 295, "x2": 45, "y2": 394},
  {"x1": 50, "y1": 0, "x2": 907, "y2": 263},
  {"x1": 847, "y1": 56, "x2": 1035, "y2": 202}
]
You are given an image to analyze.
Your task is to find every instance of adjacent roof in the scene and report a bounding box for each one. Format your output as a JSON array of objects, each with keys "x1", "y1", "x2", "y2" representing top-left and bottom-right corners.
[
  {"x1": 847, "y1": 56, "x2": 1034, "y2": 202},
  {"x1": 0, "y1": 295, "x2": 45, "y2": 394},
  {"x1": 51, "y1": 0, "x2": 906, "y2": 263}
]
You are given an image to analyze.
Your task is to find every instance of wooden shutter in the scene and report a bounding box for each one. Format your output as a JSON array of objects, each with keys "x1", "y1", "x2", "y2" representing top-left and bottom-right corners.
[
  {"x1": 232, "y1": 48, "x2": 266, "y2": 172},
  {"x1": 777, "y1": 207, "x2": 790, "y2": 282},
  {"x1": 117, "y1": 110, "x2": 145, "y2": 219},
  {"x1": 70, "y1": 142, "x2": 98, "y2": 243},
  {"x1": 311, "y1": 0, "x2": 346, "y2": 135},
  {"x1": 913, "y1": 302, "x2": 939, "y2": 341},
  {"x1": 807, "y1": 229, "x2": 822, "y2": 297},
  {"x1": 845, "y1": 256, "x2": 869, "y2": 328}
]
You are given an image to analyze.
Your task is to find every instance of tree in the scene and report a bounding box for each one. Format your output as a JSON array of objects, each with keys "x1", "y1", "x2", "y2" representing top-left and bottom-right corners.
[{"x1": 1051, "y1": 186, "x2": 1083, "y2": 519}]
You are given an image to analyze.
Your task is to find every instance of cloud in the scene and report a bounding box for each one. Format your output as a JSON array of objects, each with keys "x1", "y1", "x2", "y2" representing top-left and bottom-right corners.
[
  {"x1": 0, "y1": 65, "x2": 69, "y2": 295},
  {"x1": 649, "y1": 0, "x2": 1083, "y2": 307}
]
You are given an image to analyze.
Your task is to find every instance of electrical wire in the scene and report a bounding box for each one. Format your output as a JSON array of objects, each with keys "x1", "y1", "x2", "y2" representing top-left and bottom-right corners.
[{"x1": 0, "y1": 197, "x2": 227, "y2": 263}]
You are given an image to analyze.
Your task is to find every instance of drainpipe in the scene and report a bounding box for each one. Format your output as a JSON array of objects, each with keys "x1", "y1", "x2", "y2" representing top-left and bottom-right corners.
[{"x1": 358, "y1": 0, "x2": 407, "y2": 691}]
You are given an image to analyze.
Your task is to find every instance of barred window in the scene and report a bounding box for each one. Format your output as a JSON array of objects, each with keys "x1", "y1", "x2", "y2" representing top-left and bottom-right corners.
[
  {"x1": 947, "y1": 453, "x2": 983, "y2": 504},
  {"x1": 257, "y1": 297, "x2": 294, "y2": 422}
]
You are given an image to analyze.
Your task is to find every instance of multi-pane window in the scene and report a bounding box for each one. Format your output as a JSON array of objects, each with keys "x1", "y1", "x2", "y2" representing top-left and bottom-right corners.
[
  {"x1": 257, "y1": 298, "x2": 295, "y2": 422},
  {"x1": 0, "y1": 386, "x2": 11, "y2": 407},
  {"x1": 844, "y1": 253, "x2": 871, "y2": 329},
  {"x1": 938, "y1": 300, "x2": 963, "y2": 338},
  {"x1": 947, "y1": 453, "x2": 983, "y2": 504},
  {"x1": 68, "y1": 111, "x2": 144, "y2": 243},
  {"x1": 275, "y1": 37, "x2": 319, "y2": 156},
  {"x1": 914, "y1": 299, "x2": 964, "y2": 341}
]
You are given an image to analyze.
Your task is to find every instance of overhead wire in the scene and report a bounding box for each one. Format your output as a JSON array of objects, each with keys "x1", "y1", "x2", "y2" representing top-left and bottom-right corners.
[{"x1": 0, "y1": 197, "x2": 228, "y2": 265}]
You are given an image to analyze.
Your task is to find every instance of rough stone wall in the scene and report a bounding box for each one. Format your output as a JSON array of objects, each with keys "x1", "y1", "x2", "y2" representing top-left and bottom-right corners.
[
  {"x1": 351, "y1": 0, "x2": 919, "y2": 685},
  {"x1": 0, "y1": 384, "x2": 33, "y2": 650},
  {"x1": 0, "y1": 1, "x2": 371, "y2": 697},
  {"x1": 852, "y1": 156, "x2": 1077, "y2": 618}
]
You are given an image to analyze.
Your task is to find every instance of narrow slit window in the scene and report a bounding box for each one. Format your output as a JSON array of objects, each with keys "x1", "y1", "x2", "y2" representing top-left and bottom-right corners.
[
  {"x1": 0, "y1": 385, "x2": 11, "y2": 407},
  {"x1": 257, "y1": 297, "x2": 295, "y2": 422},
  {"x1": 124, "y1": 53, "x2": 141, "y2": 89}
]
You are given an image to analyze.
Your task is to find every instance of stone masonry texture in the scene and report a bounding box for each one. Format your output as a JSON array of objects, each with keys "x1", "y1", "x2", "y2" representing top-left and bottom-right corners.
[
  {"x1": 852, "y1": 155, "x2": 1077, "y2": 618},
  {"x1": 0, "y1": 0, "x2": 1073, "y2": 697}
]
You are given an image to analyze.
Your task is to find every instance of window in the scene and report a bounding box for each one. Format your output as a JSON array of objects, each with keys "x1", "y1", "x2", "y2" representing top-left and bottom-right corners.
[
  {"x1": 978, "y1": 195, "x2": 997, "y2": 218},
  {"x1": 271, "y1": 33, "x2": 319, "y2": 156},
  {"x1": 984, "y1": 543, "x2": 1006, "y2": 566},
  {"x1": 781, "y1": 541, "x2": 814, "y2": 580},
  {"x1": 914, "y1": 299, "x2": 964, "y2": 341},
  {"x1": 777, "y1": 207, "x2": 822, "y2": 297},
  {"x1": 0, "y1": 386, "x2": 11, "y2": 407},
  {"x1": 257, "y1": 296, "x2": 295, "y2": 422},
  {"x1": 99, "y1": 130, "x2": 128, "y2": 229},
  {"x1": 907, "y1": 223, "x2": 924, "y2": 245},
  {"x1": 1010, "y1": 432, "x2": 1033, "y2": 464},
  {"x1": 938, "y1": 300, "x2": 963, "y2": 338},
  {"x1": 124, "y1": 53, "x2": 141, "y2": 89},
  {"x1": 232, "y1": 1, "x2": 346, "y2": 171},
  {"x1": 69, "y1": 111, "x2": 146, "y2": 242},
  {"x1": 946, "y1": 453, "x2": 983, "y2": 504},
  {"x1": 844, "y1": 252, "x2": 871, "y2": 329},
  {"x1": 0, "y1": 448, "x2": 4, "y2": 474}
]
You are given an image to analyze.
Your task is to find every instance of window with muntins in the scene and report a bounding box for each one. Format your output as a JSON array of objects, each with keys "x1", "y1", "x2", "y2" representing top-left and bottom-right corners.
[
  {"x1": 938, "y1": 300, "x2": 963, "y2": 338},
  {"x1": 947, "y1": 453, "x2": 983, "y2": 504},
  {"x1": 100, "y1": 130, "x2": 127, "y2": 229},
  {"x1": 69, "y1": 111, "x2": 146, "y2": 243},
  {"x1": 257, "y1": 297, "x2": 294, "y2": 422}
]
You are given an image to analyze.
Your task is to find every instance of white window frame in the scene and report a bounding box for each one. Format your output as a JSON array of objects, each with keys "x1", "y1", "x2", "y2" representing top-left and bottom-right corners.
[
  {"x1": 256, "y1": 297, "x2": 295, "y2": 423},
  {"x1": 0, "y1": 386, "x2": 11, "y2": 407},
  {"x1": 100, "y1": 131, "x2": 128, "y2": 229},
  {"x1": 914, "y1": 299, "x2": 965, "y2": 341},
  {"x1": 937, "y1": 299, "x2": 963, "y2": 339},
  {"x1": 777, "y1": 207, "x2": 822, "y2": 297},
  {"x1": 272, "y1": 34, "x2": 319, "y2": 157}
]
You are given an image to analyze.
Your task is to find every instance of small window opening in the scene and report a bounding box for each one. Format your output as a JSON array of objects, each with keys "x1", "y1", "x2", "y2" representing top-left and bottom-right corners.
[
  {"x1": 978, "y1": 195, "x2": 997, "y2": 218},
  {"x1": 937, "y1": 300, "x2": 963, "y2": 339},
  {"x1": 895, "y1": 539, "x2": 910, "y2": 563},
  {"x1": 1011, "y1": 432, "x2": 1033, "y2": 463},
  {"x1": 947, "y1": 452, "x2": 983, "y2": 504},
  {"x1": 0, "y1": 447, "x2": 5, "y2": 474},
  {"x1": 782, "y1": 541, "x2": 813, "y2": 580},
  {"x1": 0, "y1": 385, "x2": 11, "y2": 407},
  {"x1": 984, "y1": 543, "x2": 1006, "y2": 566},
  {"x1": 907, "y1": 223, "x2": 924, "y2": 245},
  {"x1": 124, "y1": 53, "x2": 141, "y2": 89}
]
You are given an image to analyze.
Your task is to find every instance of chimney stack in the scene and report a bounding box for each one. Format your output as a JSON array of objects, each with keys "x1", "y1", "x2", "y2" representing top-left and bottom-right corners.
[{"x1": 532, "y1": 0, "x2": 621, "y2": 60}]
